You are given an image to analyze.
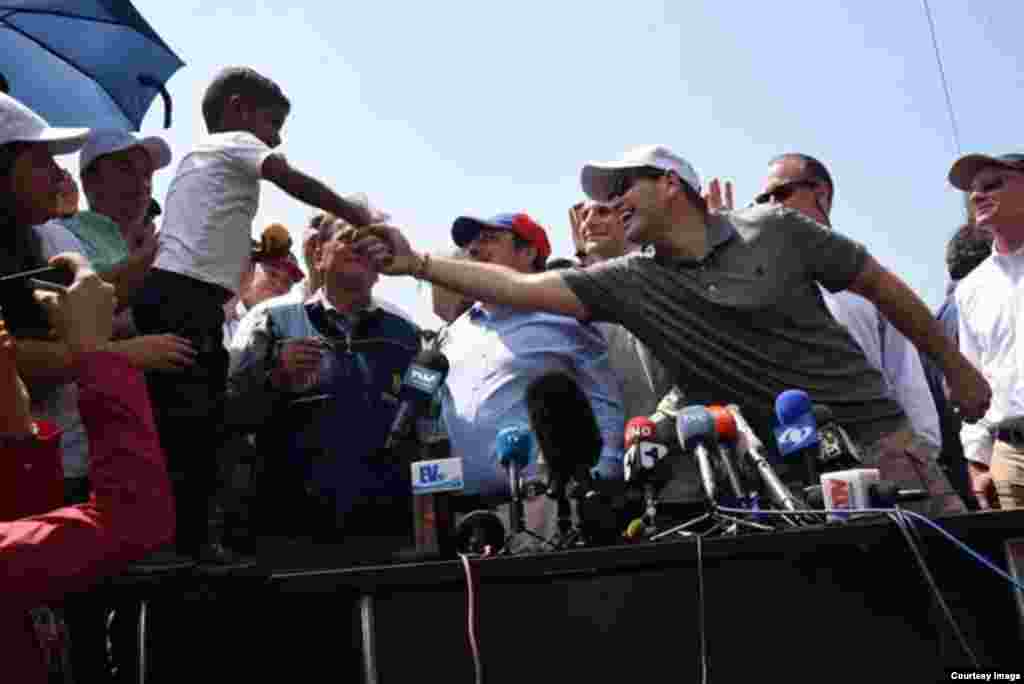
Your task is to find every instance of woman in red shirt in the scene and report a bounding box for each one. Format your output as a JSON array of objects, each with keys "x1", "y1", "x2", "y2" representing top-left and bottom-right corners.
[{"x1": 0, "y1": 91, "x2": 174, "y2": 684}]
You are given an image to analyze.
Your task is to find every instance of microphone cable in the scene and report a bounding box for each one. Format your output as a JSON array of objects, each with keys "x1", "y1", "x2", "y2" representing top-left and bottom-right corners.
[
  {"x1": 459, "y1": 552, "x2": 486, "y2": 684},
  {"x1": 695, "y1": 533, "x2": 709, "y2": 684},
  {"x1": 716, "y1": 504, "x2": 1024, "y2": 595},
  {"x1": 886, "y1": 508, "x2": 979, "y2": 668},
  {"x1": 717, "y1": 503, "x2": 1024, "y2": 667}
]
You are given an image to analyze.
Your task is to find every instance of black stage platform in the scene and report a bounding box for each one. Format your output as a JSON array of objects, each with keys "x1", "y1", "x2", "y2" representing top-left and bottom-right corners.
[{"x1": 103, "y1": 510, "x2": 1024, "y2": 682}]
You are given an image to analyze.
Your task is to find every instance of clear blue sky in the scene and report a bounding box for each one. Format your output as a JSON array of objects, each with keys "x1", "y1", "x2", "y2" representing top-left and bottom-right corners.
[{"x1": 117, "y1": 1, "x2": 1020, "y2": 326}]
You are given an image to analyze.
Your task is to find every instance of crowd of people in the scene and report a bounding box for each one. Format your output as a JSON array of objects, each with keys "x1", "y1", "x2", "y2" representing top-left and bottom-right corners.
[{"x1": 1, "y1": 61, "x2": 1021, "y2": 682}]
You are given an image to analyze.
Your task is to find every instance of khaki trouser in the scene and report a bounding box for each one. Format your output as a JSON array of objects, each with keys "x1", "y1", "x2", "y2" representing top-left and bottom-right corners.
[
  {"x1": 860, "y1": 425, "x2": 967, "y2": 517},
  {"x1": 990, "y1": 440, "x2": 1024, "y2": 511}
]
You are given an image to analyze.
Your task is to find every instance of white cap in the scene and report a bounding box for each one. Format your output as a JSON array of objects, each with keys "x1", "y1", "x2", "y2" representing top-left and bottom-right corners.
[
  {"x1": 0, "y1": 93, "x2": 89, "y2": 155},
  {"x1": 581, "y1": 144, "x2": 701, "y2": 202},
  {"x1": 79, "y1": 129, "x2": 172, "y2": 174}
]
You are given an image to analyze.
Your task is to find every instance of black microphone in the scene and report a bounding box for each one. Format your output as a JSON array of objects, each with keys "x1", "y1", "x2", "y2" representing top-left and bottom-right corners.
[
  {"x1": 385, "y1": 349, "x2": 450, "y2": 450},
  {"x1": 726, "y1": 404, "x2": 810, "y2": 517},
  {"x1": 525, "y1": 371, "x2": 602, "y2": 494},
  {"x1": 526, "y1": 371, "x2": 605, "y2": 543},
  {"x1": 811, "y1": 404, "x2": 863, "y2": 473},
  {"x1": 804, "y1": 482, "x2": 929, "y2": 509}
]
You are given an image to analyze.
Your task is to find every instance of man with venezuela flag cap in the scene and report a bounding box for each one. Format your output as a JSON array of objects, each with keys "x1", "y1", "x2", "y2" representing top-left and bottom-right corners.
[{"x1": 437, "y1": 211, "x2": 624, "y2": 500}]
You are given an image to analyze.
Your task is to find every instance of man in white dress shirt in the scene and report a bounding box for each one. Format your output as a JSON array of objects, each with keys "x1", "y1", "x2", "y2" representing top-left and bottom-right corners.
[{"x1": 948, "y1": 152, "x2": 1024, "y2": 511}]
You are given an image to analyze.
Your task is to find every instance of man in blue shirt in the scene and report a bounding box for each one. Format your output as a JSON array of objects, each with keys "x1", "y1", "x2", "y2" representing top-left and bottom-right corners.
[
  {"x1": 437, "y1": 212, "x2": 624, "y2": 498},
  {"x1": 228, "y1": 213, "x2": 420, "y2": 540}
]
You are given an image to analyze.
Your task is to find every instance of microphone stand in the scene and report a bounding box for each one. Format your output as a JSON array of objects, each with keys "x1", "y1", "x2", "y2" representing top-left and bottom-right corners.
[
  {"x1": 651, "y1": 446, "x2": 775, "y2": 541},
  {"x1": 544, "y1": 474, "x2": 580, "y2": 550}
]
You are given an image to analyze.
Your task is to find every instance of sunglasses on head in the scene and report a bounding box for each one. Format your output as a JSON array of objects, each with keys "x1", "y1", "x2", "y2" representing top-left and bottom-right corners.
[
  {"x1": 754, "y1": 179, "x2": 819, "y2": 205},
  {"x1": 608, "y1": 167, "x2": 668, "y2": 201}
]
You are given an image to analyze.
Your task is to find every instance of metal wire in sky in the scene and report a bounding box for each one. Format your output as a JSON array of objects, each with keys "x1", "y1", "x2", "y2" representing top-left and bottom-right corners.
[{"x1": 922, "y1": 0, "x2": 963, "y2": 155}]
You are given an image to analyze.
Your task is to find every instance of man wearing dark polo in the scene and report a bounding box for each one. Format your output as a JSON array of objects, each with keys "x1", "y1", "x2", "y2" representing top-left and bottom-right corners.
[{"x1": 355, "y1": 144, "x2": 992, "y2": 462}]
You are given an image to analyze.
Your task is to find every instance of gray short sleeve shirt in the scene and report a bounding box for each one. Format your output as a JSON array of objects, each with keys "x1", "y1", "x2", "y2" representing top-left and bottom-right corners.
[{"x1": 560, "y1": 204, "x2": 905, "y2": 442}]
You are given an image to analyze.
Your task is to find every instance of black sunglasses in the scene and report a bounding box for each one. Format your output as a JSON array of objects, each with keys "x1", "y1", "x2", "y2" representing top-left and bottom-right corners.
[
  {"x1": 609, "y1": 167, "x2": 668, "y2": 200},
  {"x1": 971, "y1": 176, "x2": 1009, "y2": 194},
  {"x1": 754, "y1": 179, "x2": 818, "y2": 205}
]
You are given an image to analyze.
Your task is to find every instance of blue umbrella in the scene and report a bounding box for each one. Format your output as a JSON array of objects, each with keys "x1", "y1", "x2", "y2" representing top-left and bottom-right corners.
[{"x1": 0, "y1": 1, "x2": 184, "y2": 130}]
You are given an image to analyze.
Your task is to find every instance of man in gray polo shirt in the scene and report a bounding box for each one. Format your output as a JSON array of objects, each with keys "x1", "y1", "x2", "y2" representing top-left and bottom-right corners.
[{"x1": 355, "y1": 145, "x2": 992, "y2": 465}]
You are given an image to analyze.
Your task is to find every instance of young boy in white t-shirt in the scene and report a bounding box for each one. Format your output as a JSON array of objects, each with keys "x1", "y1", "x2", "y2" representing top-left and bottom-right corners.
[{"x1": 133, "y1": 66, "x2": 375, "y2": 562}]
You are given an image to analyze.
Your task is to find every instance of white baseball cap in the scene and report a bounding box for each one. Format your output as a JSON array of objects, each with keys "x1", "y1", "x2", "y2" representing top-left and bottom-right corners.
[
  {"x1": 79, "y1": 129, "x2": 172, "y2": 174},
  {"x1": 581, "y1": 144, "x2": 701, "y2": 202},
  {"x1": 0, "y1": 93, "x2": 89, "y2": 155}
]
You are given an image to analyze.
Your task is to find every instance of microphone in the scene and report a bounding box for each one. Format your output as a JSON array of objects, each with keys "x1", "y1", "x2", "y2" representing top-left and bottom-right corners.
[
  {"x1": 525, "y1": 371, "x2": 602, "y2": 495},
  {"x1": 525, "y1": 372, "x2": 604, "y2": 544},
  {"x1": 725, "y1": 404, "x2": 809, "y2": 516},
  {"x1": 623, "y1": 416, "x2": 668, "y2": 484},
  {"x1": 386, "y1": 349, "x2": 450, "y2": 450},
  {"x1": 706, "y1": 405, "x2": 747, "y2": 505},
  {"x1": 495, "y1": 424, "x2": 534, "y2": 534},
  {"x1": 811, "y1": 404, "x2": 863, "y2": 473},
  {"x1": 623, "y1": 415, "x2": 672, "y2": 537},
  {"x1": 676, "y1": 406, "x2": 720, "y2": 506},
  {"x1": 774, "y1": 390, "x2": 821, "y2": 489},
  {"x1": 804, "y1": 482, "x2": 929, "y2": 509}
]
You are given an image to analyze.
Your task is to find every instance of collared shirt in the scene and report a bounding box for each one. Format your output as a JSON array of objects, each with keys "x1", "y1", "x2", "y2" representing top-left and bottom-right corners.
[
  {"x1": 59, "y1": 211, "x2": 130, "y2": 273},
  {"x1": 229, "y1": 288, "x2": 419, "y2": 510},
  {"x1": 956, "y1": 250, "x2": 1024, "y2": 464},
  {"x1": 561, "y1": 205, "x2": 905, "y2": 445},
  {"x1": 439, "y1": 303, "x2": 624, "y2": 497},
  {"x1": 821, "y1": 288, "x2": 942, "y2": 450}
]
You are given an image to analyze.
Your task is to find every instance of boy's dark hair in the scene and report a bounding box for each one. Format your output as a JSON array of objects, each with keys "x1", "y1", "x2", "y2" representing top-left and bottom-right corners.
[
  {"x1": 946, "y1": 224, "x2": 992, "y2": 281},
  {"x1": 201, "y1": 67, "x2": 290, "y2": 133}
]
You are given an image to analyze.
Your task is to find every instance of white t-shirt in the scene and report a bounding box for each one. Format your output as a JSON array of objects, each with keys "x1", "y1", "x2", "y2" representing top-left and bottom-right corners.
[{"x1": 154, "y1": 131, "x2": 275, "y2": 294}]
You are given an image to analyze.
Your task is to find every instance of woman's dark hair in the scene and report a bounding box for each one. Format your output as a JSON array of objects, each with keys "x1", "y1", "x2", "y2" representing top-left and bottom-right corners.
[{"x1": 0, "y1": 141, "x2": 54, "y2": 336}]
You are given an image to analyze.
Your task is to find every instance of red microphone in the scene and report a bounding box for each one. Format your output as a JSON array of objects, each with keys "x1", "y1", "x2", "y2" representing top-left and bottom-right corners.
[
  {"x1": 624, "y1": 416, "x2": 664, "y2": 482},
  {"x1": 707, "y1": 405, "x2": 747, "y2": 504}
]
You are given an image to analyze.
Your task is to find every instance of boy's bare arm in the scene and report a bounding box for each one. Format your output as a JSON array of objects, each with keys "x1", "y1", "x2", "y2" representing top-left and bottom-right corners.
[{"x1": 262, "y1": 154, "x2": 374, "y2": 227}]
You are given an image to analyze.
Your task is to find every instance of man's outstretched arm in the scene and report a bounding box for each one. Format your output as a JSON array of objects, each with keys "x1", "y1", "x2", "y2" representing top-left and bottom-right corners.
[{"x1": 354, "y1": 224, "x2": 590, "y2": 319}]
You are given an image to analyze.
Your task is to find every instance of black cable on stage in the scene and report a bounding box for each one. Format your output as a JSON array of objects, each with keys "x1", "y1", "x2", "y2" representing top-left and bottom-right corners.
[
  {"x1": 695, "y1": 534, "x2": 708, "y2": 684},
  {"x1": 887, "y1": 509, "x2": 979, "y2": 668}
]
